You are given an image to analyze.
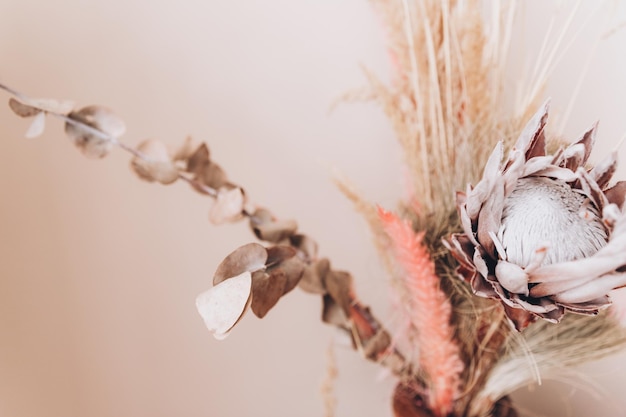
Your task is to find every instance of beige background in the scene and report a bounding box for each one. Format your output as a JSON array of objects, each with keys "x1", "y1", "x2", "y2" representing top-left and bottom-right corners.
[{"x1": 1, "y1": 1, "x2": 626, "y2": 416}]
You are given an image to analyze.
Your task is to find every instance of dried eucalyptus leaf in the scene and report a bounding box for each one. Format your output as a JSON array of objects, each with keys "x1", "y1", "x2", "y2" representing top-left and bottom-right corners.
[
  {"x1": 65, "y1": 105, "x2": 126, "y2": 158},
  {"x1": 350, "y1": 305, "x2": 392, "y2": 361},
  {"x1": 197, "y1": 162, "x2": 229, "y2": 190},
  {"x1": 324, "y1": 270, "x2": 353, "y2": 316},
  {"x1": 24, "y1": 111, "x2": 46, "y2": 138},
  {"x1": 186, "y1": 143, "x2": 210, "y2": 173},
  {"x1": 209, "y1": 187, "x2": 245, "y2": 224},
  {"x1": 22, "y1": 97, "x2": 74, "y2": 114},
  {"x1": 213, "y1": 242, "x2": 268, "y2": 285},
  {"x1": 360, "y1": 329, "x2": 392, "y2": 361},
  {"x1": 266, "y1": 245, "x2": 297, "y2": 267},
  {"x1": 9, "y1": 96, "x2": 74, "y2": 115},
  {"x1": 9, "y1": 98, "x2": 41, "y2": 117},
  {"x1": 131, "y1": 139, "x2": 179, "y2": 185},
  {"x1": 322, "y1": 294, "x2": 348, "y2": 327},
  {"x1": 249, "y1": 208, "x2": 274, "y2": 224},
  {"x1": 250, "y1": 270, "x2": 287, "y2": 318},
  {"x1": 195, "y1": 271, "x2": 252, "y2": 340},
  {"x1": 252, "y1": 218, "x2": 298, "y2": 243},
  {"x1": 289, "y1": 234, "x2": 319, "y2": 262},
  {"x1": 276, "y1": 257, "x2": 305, "y2": 295},
  {"x1": 299, "y1": 258, "x2": 330, "y2": 294}
]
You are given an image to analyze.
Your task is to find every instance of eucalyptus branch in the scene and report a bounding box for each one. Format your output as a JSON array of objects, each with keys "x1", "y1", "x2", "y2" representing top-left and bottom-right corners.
[{"x1": 0, "y1": 82, "x2": 409, "y2": 377}]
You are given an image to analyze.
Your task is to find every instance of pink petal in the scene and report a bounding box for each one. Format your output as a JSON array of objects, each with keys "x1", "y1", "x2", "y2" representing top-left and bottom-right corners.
[
  {"x1": 562, "y1": 143, "x2": 586, "y2": 171},
  {"x1": 575, "y1": 122, "x2": 598, "y2": 166},
  {"x1": 528, "y1": 166, "x2": 579, "y2": 182},
  {"x1": 495, "y1": 260, "x2": 529, "y2": 295},
  {"x1": 590, "y1": 151, "x2": 618, "y2": 190},
  {"x1": 529, "y1": 254, "x2": 625, "y2": 283},
  {"x1": 483, "y1": 141, "x2": 504, "y2": 179},
  {"x1": 489, "y1": 231, "x2": 507, "y2": 260},
  {"x1": 577, "y1": 168, "x2": 607, "y2": 212},
  {"x1": 557, "y1": 296, "x2": 610, "y2": 313},
  {"x1": 553, "y1": 272, "x2": 626, "y2": 303},
  {"x1": 521, "y1": 155, "x2": 554, "y2": 177},
  {"x1": 466, "y1": 183, "x2": 488, "y2": 221},
  {"x1": 477, "y1": 177, "x2": 505, "y2": 257},
  {"x1": 509, "y1": 293, "x2": 560, "y2": 314},
  {"x1": 512, "y1": 99, "x2": 550, "y2": 160},
  {"x1": 530, "y1": 275, "x2": 596, "y2": 297},
  {"x1": 473, "y1": 248, "x2": 489, "y2": 277},
  {"x1": 458, "y1": 203, "x2": 478, "y2": 245},
  {"x1": 503, "y1": 150, "x2": 525, "y2": 194},
  {"x1": 605, "y1": 181, "x2": 626, "y2": 209}
]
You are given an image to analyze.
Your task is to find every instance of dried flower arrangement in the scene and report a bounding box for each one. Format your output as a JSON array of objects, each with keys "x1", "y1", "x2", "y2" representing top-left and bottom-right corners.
[{"x1": 3, "y1": 1, "x2": 626, "y2": 416}]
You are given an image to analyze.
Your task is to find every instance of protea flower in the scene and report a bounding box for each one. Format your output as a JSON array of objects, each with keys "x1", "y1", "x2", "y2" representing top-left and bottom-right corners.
[{"x1": 445, "y1": 102, "x2": 626, "y2": 330}]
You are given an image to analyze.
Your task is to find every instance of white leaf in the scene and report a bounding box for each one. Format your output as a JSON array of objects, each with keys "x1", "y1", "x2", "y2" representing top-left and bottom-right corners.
[
  {"x1": 25, "y1": 111, "x2": 46, "y2": 139},
  {"x1": 25, "y1": 97, "x2": 75, "y2": 115},
  {"x1": 195, "y1": 271, "x2": 252, "y2": 339},
  {"x1": 209, "y1": 187, "x2": 245, "y2": 224}
]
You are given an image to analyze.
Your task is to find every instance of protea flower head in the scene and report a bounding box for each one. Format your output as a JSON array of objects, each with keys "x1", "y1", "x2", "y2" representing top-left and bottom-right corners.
[{"x1": 445, "y1": 102, "x2": 626, "y2": 330}]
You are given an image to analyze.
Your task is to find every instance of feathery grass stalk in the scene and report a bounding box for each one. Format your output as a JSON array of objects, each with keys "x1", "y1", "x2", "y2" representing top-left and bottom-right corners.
[{"x1": 378, "y1": 207, "x2": 463, "y2": 417}]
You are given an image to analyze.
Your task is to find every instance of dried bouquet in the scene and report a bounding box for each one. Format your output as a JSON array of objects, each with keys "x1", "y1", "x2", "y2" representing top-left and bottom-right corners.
[{"x1": 4, "y1": 1, "x2": 626, "y2": 416}]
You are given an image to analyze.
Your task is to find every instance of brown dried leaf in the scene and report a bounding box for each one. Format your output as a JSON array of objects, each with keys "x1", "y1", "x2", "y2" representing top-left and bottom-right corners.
[
  {"x1": 24, "y1": 111, "x2": 46, "y2": 138},
  {"x1": 349, "y1": 305, "x2": 405, "y2": 375},
  {"x1": 322, "y1": 294, "x2": 348, "y2": 327},
  {"x1": 186, "y1": 143, "x2": 210, "y2": 173},
  {"x1": 362, "y1": 330, "x2": 392, "y2": 362},
  {"x1": 324, "y1": 270, "x2": 353, "y2": 316},
  {"x1": 277, "y1": 257, "x2": 305, "y2": 295},
  {"x1": 266, "y1": 245, "x2": 297, "y2": 267},
  {"x1": 9, "y1": 98, "x2": 42, "y2": 117},
  {"x1": 209, "y1": 186, "x2": 246, "y2": 224},
  {"x1": 131, "y1": 138, "x2": 179, "y2": 185},
  {"x1": 299, "y1": 258, "x2": 330, "y2": 294},
  {"x1": 248, "y1": 208, "x2": 273, "y2": 229},
  {"x1": 65, "y1": 105, "x2": 126, "y2": 158},
  {"x1": 184, "y1": 143, "x2": 229, "y2": 191},
  {"x1": 249, "y1": 208, "x2": 298, "y2": 243},
  {"x1": 289, "y1": 234, "x2": 319, "y2": 262},
  {"x1": 213, "y1": 242, "x2": 268, "y2": 285},
  {"x1": 261, "y1": 246, "x2": 304, "y2": 295},
  {"x1": 197, "y1": 162, "x2": 229, "y2": 190},
  {"x1": 250, "y1": 270, "x2": 287, "y2": 318},
  {"x1": 195, "y1": 270, "x2": 252, "y2": 340}
]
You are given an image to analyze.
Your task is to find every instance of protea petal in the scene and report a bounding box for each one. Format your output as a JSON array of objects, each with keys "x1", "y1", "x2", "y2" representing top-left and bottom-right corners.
[
  {"x1": 495, "y1": 261, "x2": 529, "y2": 295},
  {"x1": 605, "y1": 182, "x2": 626, "y2": 209},
  {"x1": 575, "y1": 122, "x2": 598, "y2": 165},
  {"x1": 590, "y1": 151, "x2": 618, "y2": 189},
  {"x1": 520, "y1": 155, "x2": 554, "y2": 177},
  {"x1": 530, "y1": 274, "x2": 596, "y2": 297},
  {"x1": 553, "y1": 272, "x2": 626, "y2": 304},
  {"x1": 512, "y1": 100, "x2": 549, "y2": 160}
]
